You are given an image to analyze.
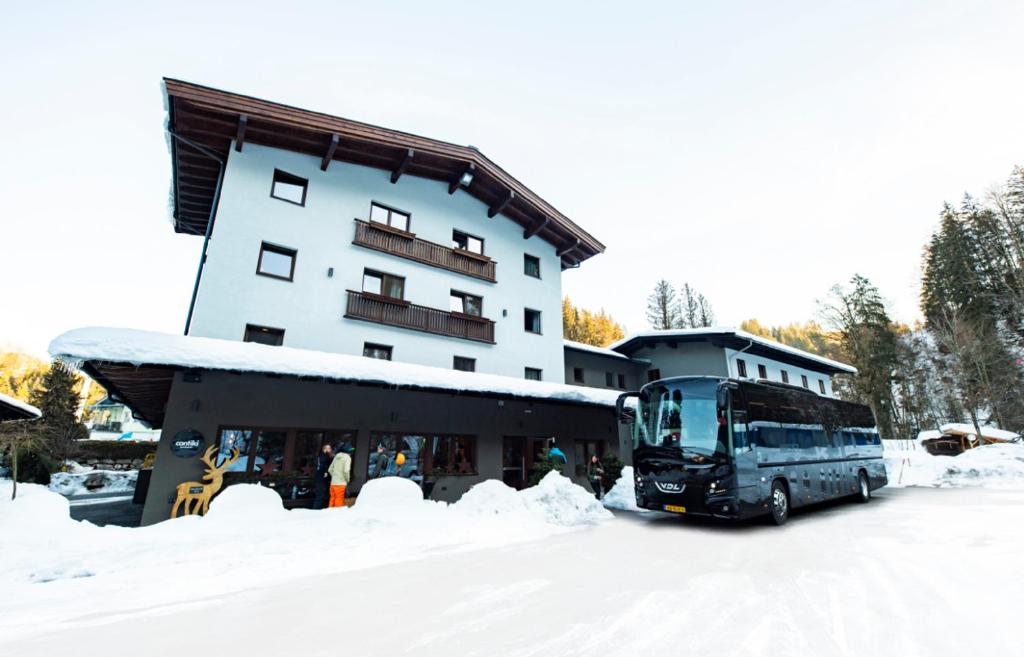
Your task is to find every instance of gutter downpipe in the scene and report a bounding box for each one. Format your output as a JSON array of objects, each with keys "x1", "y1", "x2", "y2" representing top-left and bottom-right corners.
[
  {"x1": 727, "y1": 338, "x2": 755, "y2": 379},
  {"x1": 168, "y1": 130, "x2": 226, "y2": 336}
]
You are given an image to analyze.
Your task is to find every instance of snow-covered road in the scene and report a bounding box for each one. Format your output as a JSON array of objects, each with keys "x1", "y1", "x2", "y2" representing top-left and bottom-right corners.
[{"x1": 4, "y1": 485, "x2": 1022, "y2": 657}]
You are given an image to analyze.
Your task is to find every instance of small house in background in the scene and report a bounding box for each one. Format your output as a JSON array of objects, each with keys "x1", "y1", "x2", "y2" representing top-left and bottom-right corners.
[
  {"x1": 0, "y1": 392, "x2": 41, "y2": 422},
  {"x1": 921, "y1": 423, "x2": 1021, "y2": 456},
  {"x1": 85, "y1": 396, "x2": 160, "y2": 442}
]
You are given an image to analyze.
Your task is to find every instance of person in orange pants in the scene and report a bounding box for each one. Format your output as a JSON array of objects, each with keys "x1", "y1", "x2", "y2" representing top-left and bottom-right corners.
[{"x1": 327, "y1": 444, "x2": 352, "y2": 508}]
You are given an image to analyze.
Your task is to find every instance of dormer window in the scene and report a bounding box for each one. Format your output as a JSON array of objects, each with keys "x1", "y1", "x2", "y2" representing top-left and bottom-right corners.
[
  {"x1": 452, "y1": 230, "x2": 484, "y2": 255},
  {"x1": 369, "y1": 202, "x2": 410, "y2": 232},
  {"x1": 270, "y1": 169, "x2": 307, "y2": 206}
]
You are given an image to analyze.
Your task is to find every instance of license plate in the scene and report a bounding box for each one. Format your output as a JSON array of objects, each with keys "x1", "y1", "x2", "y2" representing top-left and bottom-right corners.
[{"x1": 663, "y1": 505, "x2": 687, "y2": 514}]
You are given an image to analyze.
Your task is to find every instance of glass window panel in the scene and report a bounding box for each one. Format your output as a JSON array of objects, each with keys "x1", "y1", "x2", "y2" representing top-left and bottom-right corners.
[
  {"x1": 463, "y1": 294, "x2": 481, "y2": 316},
  {"x1": 363, "y1": 271, "x2": 383, "y2": 295},
  {"x1": 272, "y1": 179, "x2": 305, "y2": 204},
  {"x1": 370, "y1": 203, "x2": 390, "y2": 224},
  {"x1": 253, "y1": 431, "x2": 287, "y2": 476},
  {"x1": 293, "y1": 431, "x2": 324, "y2": 476},
  {"x1": 467, "y1": 236, "x2": 483, "y2": 254},
  {"x1": 525, "y1": 368, "x2": 542, "y2": 381},
  {"x1": 391, "y1": 211, "x2": 409, "y2": 232},
  {"x1": 368, "y1": 433, "x2": 424, "y2": 481},
  {"x1": 453, "y1": 357, "x2": 475, "y2": 372},
  {"x1": 524, "y1": 255, "x2": 540, "y2": 278},
  {"x1": 219, "y1": 429, "x2": 255, "y2": 473},
  {"x1": 383, "y1": 275, "x2": 404, "y2": 299},
  {"x1": 450, "y1": 293, "x2": 464, "y2": 313},
  {"x1": 259, "y1": 248, "x2": 294, "y2": 279}
]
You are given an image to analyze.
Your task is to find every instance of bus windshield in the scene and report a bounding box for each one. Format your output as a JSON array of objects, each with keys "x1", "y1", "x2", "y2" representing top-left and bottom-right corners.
[{"x1": 634, "y1": 379, "x2": 727, "y2": 457}]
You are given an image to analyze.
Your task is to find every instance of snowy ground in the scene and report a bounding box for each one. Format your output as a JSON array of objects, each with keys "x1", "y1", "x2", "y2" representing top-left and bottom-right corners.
[
  {"x1": 48, "y1": 464, "x2": 138, "y2": 496},
  {"x1": 3, "y1": 448, "x2": 1024, "y2": 657}
]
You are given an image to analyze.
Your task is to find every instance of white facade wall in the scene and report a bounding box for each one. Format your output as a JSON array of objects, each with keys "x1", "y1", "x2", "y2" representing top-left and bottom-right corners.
[
  {"x1": 723, "y1": 348, "x2": 834, "y2": 396},
  {"x1": 188, "y1": 143, "x2": 565, "y2": 381}
]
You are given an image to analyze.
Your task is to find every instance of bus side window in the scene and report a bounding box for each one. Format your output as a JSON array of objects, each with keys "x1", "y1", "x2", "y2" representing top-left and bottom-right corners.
[{"x1": 732, "y1": 410, "x2": 748, "y2": 450}]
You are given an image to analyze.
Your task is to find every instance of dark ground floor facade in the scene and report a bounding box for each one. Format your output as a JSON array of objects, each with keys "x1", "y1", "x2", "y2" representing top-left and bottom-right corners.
[{"x1": 141, "y1": 370, "x2": 629, "y2": 525}]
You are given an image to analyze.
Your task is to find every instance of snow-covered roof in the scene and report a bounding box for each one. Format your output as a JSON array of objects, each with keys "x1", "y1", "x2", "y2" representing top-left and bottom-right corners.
[
  {"x1": 49, "y1": 328, "x2": 623, "y2": 413},
  {"x1": 939, "y1": 423, "x2": 1020, "y2": 442},
  {"x1": 0, "y1": 391, "x2": 42, "y2": 422},
  {"x1": 562, "y1": 340, "x2": 647, "y2": 362},
  {"x1": 609, "y1": 327, "x2": 857, "y2": 374}
]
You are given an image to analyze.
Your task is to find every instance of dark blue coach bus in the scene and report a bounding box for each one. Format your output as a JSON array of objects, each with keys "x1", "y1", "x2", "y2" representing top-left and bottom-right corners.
[{"x1": 616, "y1": 376, "x2": 887, "y2": 524}]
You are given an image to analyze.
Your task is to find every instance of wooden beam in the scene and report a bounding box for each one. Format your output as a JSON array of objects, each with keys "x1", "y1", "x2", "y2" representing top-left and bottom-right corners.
[
  {"x1": 390, "y1": 148, "x2": 414, "y2": 183},
  {"x1": 488, "y1": 189, "x2": 514, "y2": 218},
  {"x1": 321, "y1": 133, "x2": 340, "y2": 171},
  {"x1": 234, "y1": 114, "x2": 248, "y2": 152},
  {"x1": 557, "y1": 238, "x2": 581, "y2": 257},
  {"x1": 524, "y1": 216, "x2": 550, "y2": 239},
  {"x1": 448, "y1": 162, "x2": 475, "y2": 194}
]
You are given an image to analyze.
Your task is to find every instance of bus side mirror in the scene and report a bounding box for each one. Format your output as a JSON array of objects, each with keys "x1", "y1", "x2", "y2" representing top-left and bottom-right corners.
[
  {"x1": 717, "y1": 381, "x2": 738, "y2": 408},
  {"x1": 616, "y1": 392, "x2": 639, "y2": 424}
]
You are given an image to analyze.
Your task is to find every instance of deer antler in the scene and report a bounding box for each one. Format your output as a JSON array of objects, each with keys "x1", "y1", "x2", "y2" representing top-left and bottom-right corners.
[{"x1": 199, "y1": 445, "x2": 218, "y2": 469}]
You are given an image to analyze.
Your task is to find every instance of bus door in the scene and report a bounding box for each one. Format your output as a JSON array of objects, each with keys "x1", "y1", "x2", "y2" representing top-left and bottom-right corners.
[{"x1": 729, "y1": 387, "x2": 759, "y2": 516}]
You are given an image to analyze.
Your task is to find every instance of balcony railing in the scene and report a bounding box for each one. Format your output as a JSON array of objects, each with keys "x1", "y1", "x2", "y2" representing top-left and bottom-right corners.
[
  {"x1": 352, "y1": 219, "x2": 497, "y2": 283},
  {"x1": 345, "y1": 290, "x2": 496, "y2": 343}
]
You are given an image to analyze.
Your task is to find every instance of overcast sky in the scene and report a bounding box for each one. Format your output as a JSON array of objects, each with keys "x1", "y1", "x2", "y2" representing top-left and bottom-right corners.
[{"x1": 3, "y1": 1, "x2": 1023, "y2": 357}]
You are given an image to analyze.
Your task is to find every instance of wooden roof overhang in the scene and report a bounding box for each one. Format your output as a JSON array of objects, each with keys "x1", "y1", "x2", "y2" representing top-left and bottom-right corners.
[{"x1": 164, "y1": 78, "x2": 605, "y2": 268}]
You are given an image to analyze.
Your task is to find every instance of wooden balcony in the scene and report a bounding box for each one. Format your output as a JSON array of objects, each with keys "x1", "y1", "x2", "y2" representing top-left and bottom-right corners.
[
  {"x1": 352, "y1": 219, "x2": 497, "y2": 283},
  {"x1": 344, "y1": 290, "x2": 495, "y2": 343}
]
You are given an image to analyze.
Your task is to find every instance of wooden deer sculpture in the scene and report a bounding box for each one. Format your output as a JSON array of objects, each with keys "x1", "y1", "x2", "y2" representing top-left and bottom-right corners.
[{"x1": 171, "y1": 445, "x2": 240, "y2": 518}]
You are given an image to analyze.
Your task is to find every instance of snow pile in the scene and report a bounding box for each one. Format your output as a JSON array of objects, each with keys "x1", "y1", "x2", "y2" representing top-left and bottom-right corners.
[
  {"x1": 0, "y1": 482, "x2": 72, "y2": 533},
  {"x1": 885, "y1": 439, "x2": 1024, "y2": 488},
  {"x1": 205, "y1": 483, "x2": 288, "y2": 522},
  {"x1": 354, "y1": 476, "x2": 432, "y2": 513},
  {"x1": 454, "y1": 479, "x2": 530, "y2": 516},
  {"x1": 454, "y1": 475, "x2": 612, "y2": 525},
  {"x1": 519, "y1": 471, "x2": 612, "y2": 526},
  {"x1": 602, "y1": 466, "x2": 644, "y2": 512},
  {"x1": 48, "y1": 467, "x2": 138, "y2": 496}
]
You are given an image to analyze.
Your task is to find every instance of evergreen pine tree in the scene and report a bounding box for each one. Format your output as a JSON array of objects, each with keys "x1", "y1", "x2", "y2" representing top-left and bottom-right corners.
[{"x1": 645, "y1": 280, "x2": 678, "y2": 329}]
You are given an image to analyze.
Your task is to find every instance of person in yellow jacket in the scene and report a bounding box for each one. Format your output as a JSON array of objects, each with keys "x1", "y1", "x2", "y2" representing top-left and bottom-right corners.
[{"x1": 327, "y1": 445, "x2": 352, "y2": 508}]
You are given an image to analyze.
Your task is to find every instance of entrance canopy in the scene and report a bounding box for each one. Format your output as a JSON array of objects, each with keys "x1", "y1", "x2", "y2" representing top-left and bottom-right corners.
[{"x1": 49, "y1": 327, "x2": 621, "y2": 428}]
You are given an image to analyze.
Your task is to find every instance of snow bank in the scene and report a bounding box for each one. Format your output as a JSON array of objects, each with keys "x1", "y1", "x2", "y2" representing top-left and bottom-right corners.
[
  {"x1": 48, "y1": 468, "x2": 138, "y2": 496},
  {"x1": 0, "y1": 474, "x2": 610, "y2": 641},
  {"x1": 0, "y1": 482, "x2": 72, "y2": 532},
  {"x1": 602, "y1": 466, "x2": 644, "y2": 512},
  {"x1": 884, "y1": 439, "x2": 1024, "y2": 488},
  {"x1": 520, "y1": 471, "x2": 612, "y2": 526}
]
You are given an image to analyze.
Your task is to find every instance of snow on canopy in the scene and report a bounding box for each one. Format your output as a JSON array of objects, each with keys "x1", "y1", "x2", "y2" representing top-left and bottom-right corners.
[
  {"x1": 609, "y1": 327, "x2": 857, "y2": 374},
  {"x1": 0, "y1": 391, "x2": 42, "y2": 421},
  {"x1": 939, "y1": 423, "x2": 1020, "y2": 442},
  {"x1": 48, "y1": 327, "x2": 624, "y2": 408},
  {"x1": 563, "y1": 339, "x2": 649, "y2": 362}
]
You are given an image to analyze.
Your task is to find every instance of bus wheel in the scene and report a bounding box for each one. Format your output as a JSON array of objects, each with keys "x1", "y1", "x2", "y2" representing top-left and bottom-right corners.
[
  {"x1": 857, "y1": 471, "x2": 871, "y2": 503},
  {"x1": 770, "y1": 480, "x2": 789, "y2": 525}
]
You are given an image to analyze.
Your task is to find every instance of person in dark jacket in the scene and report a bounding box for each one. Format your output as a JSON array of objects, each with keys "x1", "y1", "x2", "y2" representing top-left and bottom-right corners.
[
  {"x1": 586, "y1": 454, "x2": 605, "y2": 499},
  {"x1": 371, "y1": 444, "x2": 389, "y2": 478},
  {"x1": 311, "y1": 443, "x2": 334, "y2": 509}
]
